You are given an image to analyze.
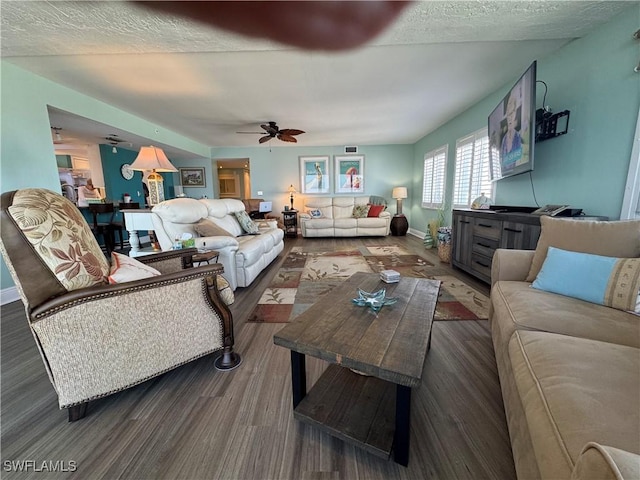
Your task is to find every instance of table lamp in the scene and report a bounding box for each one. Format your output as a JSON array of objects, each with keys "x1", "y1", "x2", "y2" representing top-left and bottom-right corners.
[
  {"x1": 130, "y1": 146, "x2": 178, "y2": 206},
  {"x1": 288, "y1": 184, "x2": 297, "y2": 210},
  {"x1": 392, "y1": 187, "x2": 408, "y2": 215}
]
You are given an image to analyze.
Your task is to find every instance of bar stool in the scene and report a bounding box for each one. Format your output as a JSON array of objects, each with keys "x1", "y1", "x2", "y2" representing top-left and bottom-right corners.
[{"x1": 88, "y1": 203, "x2": 120, "y2": 255}]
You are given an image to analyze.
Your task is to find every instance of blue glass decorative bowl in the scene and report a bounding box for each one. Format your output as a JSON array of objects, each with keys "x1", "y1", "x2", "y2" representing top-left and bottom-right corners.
[{"x1": 352, "y1": 288, "x2": 398, "y2": 313}]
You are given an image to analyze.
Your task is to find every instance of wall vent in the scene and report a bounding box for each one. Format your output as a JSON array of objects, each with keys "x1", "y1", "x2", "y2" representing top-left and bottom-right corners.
[{"x1": 344, "y1": 146, "x2": 358, "y2": 154}]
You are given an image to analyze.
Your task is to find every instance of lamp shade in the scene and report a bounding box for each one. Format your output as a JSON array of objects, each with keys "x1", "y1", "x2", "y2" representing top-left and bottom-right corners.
[
  {"x1": 288, "y1": 184, "x2": 297, "y2": 194},
  {"x1": 130, "y1": 146, "x2": 178, "y2": 172},
  {"x1": 392, "y1": 187, "x2": 408, "y2": 199}
]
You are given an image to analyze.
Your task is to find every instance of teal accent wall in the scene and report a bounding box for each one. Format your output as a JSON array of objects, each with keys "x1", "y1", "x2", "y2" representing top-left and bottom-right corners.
[
  {"x1": 0, "y1": 61, "x2": 210, "y2": 290},
  {"x1": 98, "y1": 144, "x2": 175, "y2": 207},
  {"x1": 411, "y1": 5, "x2": 639, "y2": 231}
]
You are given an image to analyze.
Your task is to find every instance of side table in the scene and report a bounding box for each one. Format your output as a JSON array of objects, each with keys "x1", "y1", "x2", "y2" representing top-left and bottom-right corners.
[
  {"x1": 282, "y1": 210, "x2": 298, "y2": 238},
  {"x1": 192, "y1": 250, "x2": 220, "y2": 266},
  {"x1": 390, "y1": 214, "x2": 408, "y2": 236}
]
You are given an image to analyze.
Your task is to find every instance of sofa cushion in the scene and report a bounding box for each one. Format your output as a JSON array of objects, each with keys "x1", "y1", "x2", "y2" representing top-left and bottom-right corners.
[
  {"x1": 200, "y1": 198, "x2": 246, "y2": 218},
  {"x1": 368, "y1": 204, "x2": 385, "y2": 217},
  {"x1": 303, "y1": 197, "x2": 334, "y2": 219},
  {"x1": 209, "y1": 216, "x2": 243, "y2": 237},
  {"x1": 152, "y1": 197, "x2": 208, "y2": 224},
  {"x1": 234, "y1": 210, "x2": 260, "y2": 234},
  {"x1": 8, "y1": 188, "x2": 110, "y2": 291},
  {"x1": 356, "y1": 216, "x2": 388, "y2": 228},
  {"x1": 308, "y1": 208, "x2": 322, "y2": 218},
  {"x1": 333, "y1": 197, "x2": 357, "y2": 219},
  {"x1": 194, "y1": 219, "x2": 234, "y2": 237},
  {"x1": 304, "y1": 218, "x2": 335, "y2": 230},
  {"x1": 491, "y1": 281, "x2": 640, "y2": 348},
  {"x1": 352, "y1": 204, "x2": 369, "y2": 218},
  {"x1": 108, "y1": 252, "x2": 161, "y2": 284},
  {"x1": 509, "y1": 331, "x2": 640, "y2": 480},
  {"x1": 532, "y1": 247, "x2": 640, "y2": 313},
  {"x1": 334, "y1": 217, "x2": 358, "y2": 229},
  {"x1": 235, "y1": 236, "x2": 269, "y2": 266},
  {"x1": 526, "y1": 217, "x2": 640, "y2": 282}
]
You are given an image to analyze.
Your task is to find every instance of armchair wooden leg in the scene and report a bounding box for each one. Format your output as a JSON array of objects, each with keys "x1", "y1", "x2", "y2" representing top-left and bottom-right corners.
[
  {"x1": 205, "y1": 275, "x2": 242, "y2": 372},
  {"x1": 214, "y1": 347, "x2": 242, "y2": 371},
  {"x1": 68, "y1": 402, "x2": 88, "y2": 422}
]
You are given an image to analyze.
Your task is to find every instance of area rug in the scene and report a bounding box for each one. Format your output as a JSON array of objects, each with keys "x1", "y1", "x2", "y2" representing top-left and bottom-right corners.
[{"x1": 247, "y1": 245, "x2": 490, "y2": 323}]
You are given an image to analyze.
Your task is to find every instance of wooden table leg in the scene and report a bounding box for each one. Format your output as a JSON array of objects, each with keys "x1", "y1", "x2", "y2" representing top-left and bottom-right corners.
[
  {"x1": 394, "y1": 384, "x2": 411, "y2": 466},
  {"x1": 291, "y1": 351, "x2": 306, "y2": 408}
]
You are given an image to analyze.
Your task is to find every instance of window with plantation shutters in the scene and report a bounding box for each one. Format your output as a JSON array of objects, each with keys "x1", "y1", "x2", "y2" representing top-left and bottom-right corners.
[
  {"x1": 422, "y1": 145, "x2": 447, "y2": 209},
  {"x1": 453, "y1": 128, "x2": 496, "y2": 207}
]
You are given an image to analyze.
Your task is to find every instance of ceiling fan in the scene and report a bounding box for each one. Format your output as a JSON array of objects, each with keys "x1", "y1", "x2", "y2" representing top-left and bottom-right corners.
[
  {"x1": 104, "y1": 134, "x2": 129, "y2": 153},
  {"x1": 237, "y1": 121, "x2": 305, "y2": 144}
]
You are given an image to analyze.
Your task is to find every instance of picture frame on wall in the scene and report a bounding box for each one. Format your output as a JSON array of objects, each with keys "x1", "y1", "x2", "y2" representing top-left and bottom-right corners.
[
  {"x1": 334, "y1": 155, "x2": 364, "y2": 194},
  {"x1": 179, "y1": 167, "x2": 206, "y2": 187},
  {"x1": 299, "y1": 155, "x2": 330, "y2": 194}
]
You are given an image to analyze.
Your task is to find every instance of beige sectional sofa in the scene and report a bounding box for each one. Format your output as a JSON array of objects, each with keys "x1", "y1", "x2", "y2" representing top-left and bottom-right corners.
[
  {"x1": 299, "y1": 196, "x2": 390, "y2": 237},
  {"x1": 151, "y1": 198, "x2": 284, "y2": 291},
  {"x1": 489, "y1": 217, "x2": 640, "y2": 480}
]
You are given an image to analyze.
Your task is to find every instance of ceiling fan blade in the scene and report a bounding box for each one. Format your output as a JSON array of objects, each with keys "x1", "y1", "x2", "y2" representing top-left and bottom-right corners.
[
  {"x1": 279, "y1": 129, "x2": 305, "y2": 136},
  {"x1": 259, "y1": 135, "x2": 273, "y2": 144},
  {"x1": 277, "y1": 134, "x2": 298, "y2": 143},
  {"x1": 236, "y1": 131, "x2": 264, "y2": 134},
  {"x1": 261, "y1": 123, "x2": 278, "y2": 135}
]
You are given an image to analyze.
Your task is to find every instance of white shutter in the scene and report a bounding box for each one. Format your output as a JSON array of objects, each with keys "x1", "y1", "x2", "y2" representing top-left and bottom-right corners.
[
  {"x1": 621, "y1": 108, "x2": 640, "y2": 219},
  {"x1": 453, "y1": 128, "x2": 494, "y2": 207},
  {"x1": 422, "y1": 146, "x2": 447, "y2": 209}
]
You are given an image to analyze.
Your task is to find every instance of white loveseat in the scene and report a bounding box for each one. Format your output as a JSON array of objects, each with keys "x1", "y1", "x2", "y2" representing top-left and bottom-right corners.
[
  {"x1": 151, "y1": 198, "x2": 284, "y2": 290},
  {"x1": 300, "y1": 196, "x2": 391, "y2": 237}
]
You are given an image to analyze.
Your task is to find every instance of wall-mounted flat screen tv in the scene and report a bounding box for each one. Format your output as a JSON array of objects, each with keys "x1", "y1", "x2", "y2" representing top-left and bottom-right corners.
[{"x1": 488, "y1": 60, "x2": 536, "y2": 180}]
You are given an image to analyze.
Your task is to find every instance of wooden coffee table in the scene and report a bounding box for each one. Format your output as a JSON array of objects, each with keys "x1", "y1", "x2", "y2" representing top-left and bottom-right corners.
[{"x1": 273, "y1": 272, "x2": 440, "y2": 466}]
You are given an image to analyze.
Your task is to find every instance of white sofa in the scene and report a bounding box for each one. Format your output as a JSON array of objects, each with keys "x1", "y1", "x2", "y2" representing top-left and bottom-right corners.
[
  {"x1": 300, "y1": 196, "x2": 391, "y2": 237},
  {"x1": 151, "y1": 198, "x2": 284, "y2": 290}
]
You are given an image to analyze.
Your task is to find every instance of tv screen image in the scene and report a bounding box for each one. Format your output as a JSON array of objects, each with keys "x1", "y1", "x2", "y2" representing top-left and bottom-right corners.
[{"x1": 489, "y1": 61, "x2": 536, "y2": 179}]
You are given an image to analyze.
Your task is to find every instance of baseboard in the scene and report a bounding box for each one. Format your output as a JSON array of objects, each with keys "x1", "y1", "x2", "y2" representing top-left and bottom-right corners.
[
  {"x1": 408, "y1": 228, "x2": 426, "y2": 238},
  {"x1": 1, "y1": 286, "x2": 20, "y2": 306}
]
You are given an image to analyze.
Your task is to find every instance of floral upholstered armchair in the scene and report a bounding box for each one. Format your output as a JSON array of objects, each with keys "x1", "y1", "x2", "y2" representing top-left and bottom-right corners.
[{"x1": 0, "y1": 188, "x2": 241, "y2": 421}]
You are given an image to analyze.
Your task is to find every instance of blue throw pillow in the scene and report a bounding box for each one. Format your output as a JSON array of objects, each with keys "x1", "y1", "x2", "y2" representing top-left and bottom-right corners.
[{"x1": 531, "y1": 247, "x2": 640, "y2": 313}]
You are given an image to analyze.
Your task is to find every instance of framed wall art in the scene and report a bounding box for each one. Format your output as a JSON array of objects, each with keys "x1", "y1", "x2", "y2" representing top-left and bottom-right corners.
[
  {"x1": 179, "y1": 167, "x2": 206, "y2": 187},
  {"x1": 334, "y1": 155, "x2": 364, "y2": 194},
  {"x1": 299, "y1": 155, "x2": 330, "y2": 194}
]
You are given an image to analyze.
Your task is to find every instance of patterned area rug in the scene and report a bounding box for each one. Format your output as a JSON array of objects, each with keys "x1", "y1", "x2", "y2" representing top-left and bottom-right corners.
[{"x1": 247, "y1": 245, "x2": 489, "y2": 323}]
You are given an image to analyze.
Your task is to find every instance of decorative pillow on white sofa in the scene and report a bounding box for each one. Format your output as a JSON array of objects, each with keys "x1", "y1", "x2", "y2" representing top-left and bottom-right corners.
[
  {"x1": 234, "y1": 210, "x2": 260, "y2": 234},
  {"x1": 532, "y1": 247, "x2": 640, "y2": 314},
  {"x1": 352, "y1": 204, "x2": 370, "y2": 218},
  {"x1": 309, "y1": 209, "x2": 322, "y2": 219},
  {"x1": 108, "y1": 252, "x2": 161, "y2": 284}
]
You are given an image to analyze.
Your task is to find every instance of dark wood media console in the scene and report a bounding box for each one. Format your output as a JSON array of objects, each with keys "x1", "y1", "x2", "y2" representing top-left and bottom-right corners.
[{"x1": 452, "y1": 208, "x2": 543, "y2": 284}]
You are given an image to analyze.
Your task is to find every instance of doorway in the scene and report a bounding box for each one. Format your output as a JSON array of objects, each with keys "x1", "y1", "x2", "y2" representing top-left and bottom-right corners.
[{"x1": 216, "y1": 158, "x2": 251, "y2": 199}]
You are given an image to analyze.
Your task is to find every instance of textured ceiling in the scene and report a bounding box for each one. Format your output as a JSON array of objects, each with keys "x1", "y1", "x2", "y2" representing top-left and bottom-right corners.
[{"x1": 1, "y1": 1, "x2": 632, "y2": 156}]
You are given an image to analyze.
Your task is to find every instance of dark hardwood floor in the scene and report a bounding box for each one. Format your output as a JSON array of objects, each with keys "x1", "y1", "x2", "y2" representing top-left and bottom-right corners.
[{"x1": 1, "y1": 234, "x2": 515, "y2": 479}]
